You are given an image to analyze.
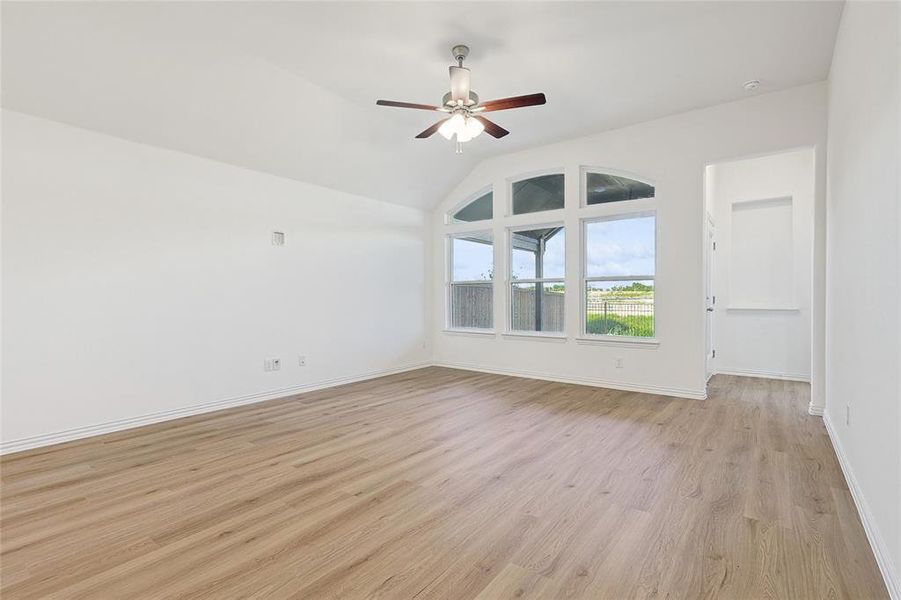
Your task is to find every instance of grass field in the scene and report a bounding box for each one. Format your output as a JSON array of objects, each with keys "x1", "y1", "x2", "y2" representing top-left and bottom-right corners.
[{"x1": 586, "y1": 312, "x2": 654, "y2": 337}]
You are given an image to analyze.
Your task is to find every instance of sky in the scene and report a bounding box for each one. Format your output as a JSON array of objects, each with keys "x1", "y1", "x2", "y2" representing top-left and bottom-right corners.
[
  {"x1": 452, "y1": 235, "x2": 494, "y2": 281},
  {"x1": 511, "y1": 229, "x2": 565, "y2": 279},
  {"x1": 585, "y1": 216, "x2": 655, "y2": 277},
  {"x1": 451, "y1": 216, "x2": 655, "y2": 281}
]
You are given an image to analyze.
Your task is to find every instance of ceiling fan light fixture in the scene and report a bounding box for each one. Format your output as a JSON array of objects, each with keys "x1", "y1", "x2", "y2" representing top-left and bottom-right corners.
[
  {"x1": 438, "y1": 121, "x2": 454, "y2": 140},
  {"x1": 437, "y1": 113, "x2": 484, "y2": 143},
  {"x1": 439, "y1": 113, "x2": 465, "y2": 140},
  {"x1": 464, "y1": 116, "x2": 484, "y2": 139}
]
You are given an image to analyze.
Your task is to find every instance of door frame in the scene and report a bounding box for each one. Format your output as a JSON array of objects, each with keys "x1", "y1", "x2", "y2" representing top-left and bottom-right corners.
[{"x1": 704, "y1": 213, "x2": 716, "y2": 381}]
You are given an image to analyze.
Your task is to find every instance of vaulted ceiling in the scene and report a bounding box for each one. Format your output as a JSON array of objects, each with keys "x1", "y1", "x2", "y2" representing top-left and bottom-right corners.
[{"x1": 1, "y1": 1, "x2": 843, "y2": 210}]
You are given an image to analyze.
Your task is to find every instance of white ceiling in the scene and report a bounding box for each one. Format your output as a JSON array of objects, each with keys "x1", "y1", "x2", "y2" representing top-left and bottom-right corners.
[{"x1": 1, "y1": 1, "x2": 843, "y2": 210}]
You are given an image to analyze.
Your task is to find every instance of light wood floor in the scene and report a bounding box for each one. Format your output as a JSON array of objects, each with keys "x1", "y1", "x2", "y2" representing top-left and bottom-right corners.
[{"x1": 0, "y1": 367, "x2": 887, "y2": 599}]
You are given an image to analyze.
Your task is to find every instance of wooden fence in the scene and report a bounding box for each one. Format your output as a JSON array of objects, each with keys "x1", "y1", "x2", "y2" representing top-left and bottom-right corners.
[
  {"x1": 449, "y1": 283, "x2": 493, "y2": 329},
  {"x1": 449, "y1": 283, "x2": 565, "y2": 332},
  {"x1": 511, "y1": 287, "x2": 564, "y2": 332}
]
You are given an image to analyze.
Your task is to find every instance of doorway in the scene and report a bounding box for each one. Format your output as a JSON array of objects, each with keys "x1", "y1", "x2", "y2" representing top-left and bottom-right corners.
[{"x1": 703, "y1": 148, "x2": 816, "y2": 388}]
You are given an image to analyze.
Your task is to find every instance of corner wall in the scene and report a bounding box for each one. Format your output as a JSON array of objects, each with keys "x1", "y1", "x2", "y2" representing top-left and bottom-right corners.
[
  {"x1": 431, "y1": 84, "x2": 828, "y2": 399},
  {"x1": 824, "y1": 2, "x2": 901, "y2": 596},
  {"x1": 1, "y1": 110, "x2": 431, "y2": 452}
]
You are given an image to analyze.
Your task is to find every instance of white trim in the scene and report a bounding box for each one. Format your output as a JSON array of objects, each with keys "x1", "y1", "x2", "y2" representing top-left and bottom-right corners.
[
  {"x1": 704, "y1": 211, "x2": 716, "y2": 381},
  {"x1": 444, "y1": 221, "x2": 498, "y2": 236},
  {"x1": 501, "y1": 332, "x2": 567, "y2": 343},
  {"x1": 0, "y1": 362, "x2": 431, "y2": 455},
  {"x1": 442, "y1": 328, "x2": 496, "y2": 338},
  {"x1": 714, "y1": 367, "x2": 810, "y2": 382},
  {"x1": 575, "y1": 336, "x2": 660, "y2": 348},
  {"x1": 579, "y1": 197, "x2": 657, "y2": 220},
  {"x1": 823, "y1": 414, "x2": 901, "y2": 600},
  {"x1": 726, "y1": 306, "x2": 801, "y2": 312},
  {"x1": 503, "y1": 209, "x2": 566, "y2": 229},
  {"x1": 435, "y1": 361, "x2": 707, "y2": 400},
  {"x1": 807, "y1": 403, "x2": 824, "y2": 416}
]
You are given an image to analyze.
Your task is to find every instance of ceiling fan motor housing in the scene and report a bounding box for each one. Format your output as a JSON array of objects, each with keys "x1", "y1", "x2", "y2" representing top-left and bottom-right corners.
[
  {"x1": 442, "y1": 90, "x2": 479, "y2": 108},
  {"x1": 448, "y1": 63, "x2": 474, "y2": 105}
]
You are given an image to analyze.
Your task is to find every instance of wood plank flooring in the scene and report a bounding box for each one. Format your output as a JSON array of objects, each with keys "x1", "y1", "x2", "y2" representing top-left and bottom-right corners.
[{"x1": 0, "y1": 367, "x2": 888, "y2": 599}]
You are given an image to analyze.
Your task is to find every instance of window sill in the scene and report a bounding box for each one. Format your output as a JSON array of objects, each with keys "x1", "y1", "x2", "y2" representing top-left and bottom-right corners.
[
  {"x1": 726, "y1": 306, "x2": 800, "y2": 312},
  {"x1": 575, "y1": 336, "x2": 660, "y2": 348},
  {"x1": 442, "y1": 329, "x2": 496, "y2": 338},
  {"x1": 501, "y1": 332, "x2": 568, "y2": 343}
]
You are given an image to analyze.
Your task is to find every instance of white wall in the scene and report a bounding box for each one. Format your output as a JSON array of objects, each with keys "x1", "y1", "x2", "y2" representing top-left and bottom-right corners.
[
  {"x1": 708, "y1": 148, "x2": 815, "y2": 381},
  {"x1": 431, "y1": 84, "x2": 828, "y2": 399},
  {"x1": 824, "y1": 1, "x2": 901, "y2": 596},
  {"x1": 1, "y1": 110, "x2": 430, "y2": 451}
]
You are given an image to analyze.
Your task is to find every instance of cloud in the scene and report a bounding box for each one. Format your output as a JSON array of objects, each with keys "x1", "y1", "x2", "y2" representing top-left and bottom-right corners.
[{"x1": 587, "y1": 240, "x2": 654, "y2": 275}]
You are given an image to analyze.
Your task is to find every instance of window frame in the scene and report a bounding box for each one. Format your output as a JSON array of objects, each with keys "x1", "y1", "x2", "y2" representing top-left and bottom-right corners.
[
  {"x1": 507, "y1": 169, "x2": 565, "y2": 217},
  {"x1": 580, "y1": 166, "x2": 656, "y2": 208},
  {"x1": 446, "y1": 230, "x2": 495, "y2": 332},
  {"x1": 580, "y1": 210, "x2": 658, "y2": 342},
  {"x1": 447, "y1": 186, "x2": 494, "y2": 225},
  {"x1": 506, "y1": 222, "x2": 566, "y2": 336}
]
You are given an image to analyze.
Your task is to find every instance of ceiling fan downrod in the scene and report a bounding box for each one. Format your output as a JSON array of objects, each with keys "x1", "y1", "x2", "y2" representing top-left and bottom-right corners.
[{"x1": 452, "y1": 44, "x2": 469, "y2": 67}]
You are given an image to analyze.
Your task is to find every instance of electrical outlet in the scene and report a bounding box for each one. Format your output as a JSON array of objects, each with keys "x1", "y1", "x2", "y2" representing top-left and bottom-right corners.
[
  {"x1": 264, "y1": 358, "x2": 281, "y2": 372},
  {"x1": 298, "y1": 355, "x2": 306, "y2": 367},
  {"x1": 615, "y1": 357, "x2": 624, "y2": 369},
  {"x1": 846, "y1": 404, "x2": 850, "y2": 426}
]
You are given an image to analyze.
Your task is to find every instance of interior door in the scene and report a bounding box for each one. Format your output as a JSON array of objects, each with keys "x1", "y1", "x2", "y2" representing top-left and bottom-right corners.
[{"x1": 705, "y1": 216, "x2": 716, "y2": 379}]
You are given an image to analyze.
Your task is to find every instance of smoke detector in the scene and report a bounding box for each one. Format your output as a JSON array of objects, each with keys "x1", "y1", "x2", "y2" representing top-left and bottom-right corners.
[{"x1": 743, "y1": 79, "x2": 761, "y2": 92}]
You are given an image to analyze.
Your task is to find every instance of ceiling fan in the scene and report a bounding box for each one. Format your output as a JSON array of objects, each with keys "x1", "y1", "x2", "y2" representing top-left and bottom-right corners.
[{"x1": 376, "y1": 45, "x2": 546, "y2": 153}]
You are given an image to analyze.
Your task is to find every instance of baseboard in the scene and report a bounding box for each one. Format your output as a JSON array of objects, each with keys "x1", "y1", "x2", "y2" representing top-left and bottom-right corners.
[
  {"x1": 714, "y1": 367, "x2": 810, "y2": 383},
  {"x1": 807, "y1": 403, "x2": 825, "y2": 416},
  {"x1": 0, "y1": 361, "x2": 432, "y2": 455},
  {"x1": 824, "y1": 413, "x2": 900, "y2": 600},
  {"x1": 435, "y1": 361, "x2": 707, "y2": 400}
]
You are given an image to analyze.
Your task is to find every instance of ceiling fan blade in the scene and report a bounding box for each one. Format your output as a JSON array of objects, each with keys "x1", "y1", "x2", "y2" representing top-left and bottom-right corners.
[
  {"x1": 376, "y1": 100, "x2": 442, "y2": 111},
  {"x1": 475, "y1": 93, "x2": 547, "y2": 113},
  {"x1": 472, "y1": 116, "x2": 509, "y2": 138},
  {"x1": 415, "y1": 118, "x2": 449, "y2": 139}
]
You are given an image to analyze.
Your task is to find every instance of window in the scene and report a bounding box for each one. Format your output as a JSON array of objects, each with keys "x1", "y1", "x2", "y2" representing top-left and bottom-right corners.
[
  {"x1": 585, "y1": 172, "x2": 654, "y2": 206},
  {"x1": 448, "y1": 232, "x2": 494, "y2": 330},
  {"x1": 451, "y1": 190, "x2": 493, "y2": 223},
  {"x1": 583, "y1": 214, "x2": 655, "y2": 337},
  {"x1": 510, "y1": 226, "x2": 565, "y2": 333},
  {"x1": 512, "y1": 174, "x2": 564, "y2": 215}
]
